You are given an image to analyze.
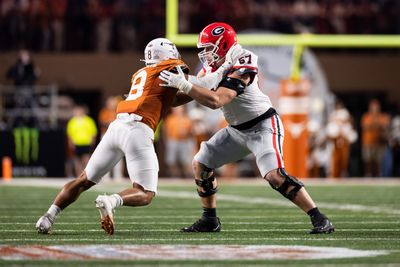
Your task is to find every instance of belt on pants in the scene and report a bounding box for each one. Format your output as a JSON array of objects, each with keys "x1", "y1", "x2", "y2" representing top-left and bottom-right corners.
[{"x1": 230, "y1": 108, "x2": 277, "y2": 131}]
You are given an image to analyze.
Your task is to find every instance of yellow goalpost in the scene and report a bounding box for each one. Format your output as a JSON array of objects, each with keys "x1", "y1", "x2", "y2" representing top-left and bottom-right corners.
[{"x1": 165, "y1": 0, "x2": 400, "y2": 78}]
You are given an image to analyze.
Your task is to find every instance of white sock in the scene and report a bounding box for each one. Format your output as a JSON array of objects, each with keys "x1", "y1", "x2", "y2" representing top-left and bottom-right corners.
[
  {"x1": 47, "y1": 204, "x2": 61, "y2": 219},
  {"x1": 110, "y1": 194, "x2": 123, "y2": 208}
]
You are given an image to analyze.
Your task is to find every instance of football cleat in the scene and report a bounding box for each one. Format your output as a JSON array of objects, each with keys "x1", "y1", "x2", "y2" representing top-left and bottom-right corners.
[
  {"x1": 181, "y1": 216, "x2": 221, "y2": 232},
  {"x1": 310, "y1": 214, "x2": 335, "y2": 234},
  {"x1": 95, "y1": 195, "x2": 115, "y2": 235},
  {"x1": 36, "y1": 213, "x2": 54, "y2": 234}
]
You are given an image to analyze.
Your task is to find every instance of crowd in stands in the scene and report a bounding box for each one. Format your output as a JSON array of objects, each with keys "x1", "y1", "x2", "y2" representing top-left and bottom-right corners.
[
  {"x1": 308, "y1": 99, "x2": 400, "y2": 178},
  {"x1": 0, "y1": 0, "x2": 398, "y2": 52}
]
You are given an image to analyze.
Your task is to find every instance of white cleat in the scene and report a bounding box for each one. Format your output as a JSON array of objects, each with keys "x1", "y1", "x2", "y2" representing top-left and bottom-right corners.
[
  {"x1": 95, "y1": 195, "x2": 115, "y2": 235},
  {"x1": 36, "y1": 213, "x2": 54, "y2": 234}
]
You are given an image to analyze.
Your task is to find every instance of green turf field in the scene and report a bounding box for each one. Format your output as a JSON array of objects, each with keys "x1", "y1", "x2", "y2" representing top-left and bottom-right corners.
[{"x1": 0, "y1": 179, "x2": 399, "y2": 266}]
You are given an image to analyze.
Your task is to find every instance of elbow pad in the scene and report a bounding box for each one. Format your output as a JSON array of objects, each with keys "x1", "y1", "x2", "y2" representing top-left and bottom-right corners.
[{"x1": 218, "y1": 77, "x2": 246, "y2": 96}]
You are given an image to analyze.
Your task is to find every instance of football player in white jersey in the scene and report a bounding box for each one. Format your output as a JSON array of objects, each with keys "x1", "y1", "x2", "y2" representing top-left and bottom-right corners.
[{"x1": 159, "y1": 22, "x2": 334, "y2": 234}]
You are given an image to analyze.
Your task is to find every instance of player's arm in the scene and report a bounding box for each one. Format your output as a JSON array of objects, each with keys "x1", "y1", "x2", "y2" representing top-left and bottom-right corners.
[
  {"x1": 160, "y1": 44, "x2": 246, "y2": 108},
  {"x1": 160, "y1": 67, "x2": 251, "y2": 109},
  {"x1": 185, "y1": 71, "x2": 251, "y2": 109},
  {"x1": 172, "y1": 91, "x2": 193, "y2": 107}
]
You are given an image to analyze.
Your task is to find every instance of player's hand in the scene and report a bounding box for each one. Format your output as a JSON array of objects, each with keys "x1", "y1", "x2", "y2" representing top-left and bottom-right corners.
[{"x1": 159, "y1": 66, "x2": 193, "y2": 94}]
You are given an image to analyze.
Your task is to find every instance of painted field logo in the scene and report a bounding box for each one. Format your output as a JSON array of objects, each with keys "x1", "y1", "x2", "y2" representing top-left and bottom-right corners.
[{"x1": 0, "y1": 245, "x2": 388, "y2": 261}]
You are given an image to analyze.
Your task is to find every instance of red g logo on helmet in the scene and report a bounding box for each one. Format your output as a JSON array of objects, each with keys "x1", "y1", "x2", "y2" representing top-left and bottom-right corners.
[{"x1": 212, "y1": 26, "x2": 225, "y2": 36}]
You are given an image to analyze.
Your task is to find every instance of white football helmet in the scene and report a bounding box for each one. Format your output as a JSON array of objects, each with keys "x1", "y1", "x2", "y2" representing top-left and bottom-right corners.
[{"x1": 143, "y1": 38, "x2": 180, "y2": 66}]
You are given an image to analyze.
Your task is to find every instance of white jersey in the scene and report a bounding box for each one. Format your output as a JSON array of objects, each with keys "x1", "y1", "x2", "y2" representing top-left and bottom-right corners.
[{"x1": 205, "y1": 49, "x2": 273, "y2": 126}]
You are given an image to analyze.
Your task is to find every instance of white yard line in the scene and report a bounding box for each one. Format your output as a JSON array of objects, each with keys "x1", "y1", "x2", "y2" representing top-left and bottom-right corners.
[
  {"x1": 1, "y1": 229, "x2": 400, "y2": 233},
  {"x1": 1, "y1": 221, "x2": 400, "y2": 226},
  {"x1": 2, "y1": 178, "x2": 400, "y2": 215},
  {"x1": 1, "y1": 215, "x2": 399, "y2": 224},
  {"x1": 158, "y1": 191, "x2": 400, "y2": 215},
  {"x1": 2, "y1": 177, "x2": 400, "y2": 186}
]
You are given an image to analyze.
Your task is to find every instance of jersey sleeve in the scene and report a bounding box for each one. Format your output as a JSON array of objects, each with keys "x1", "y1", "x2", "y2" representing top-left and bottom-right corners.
[
  {"x1": 165, "y1": 59, "x2": 190, "y2": 74},
  {"x1": 231, "y1": 50, "x2": 258, "y2": 80}
]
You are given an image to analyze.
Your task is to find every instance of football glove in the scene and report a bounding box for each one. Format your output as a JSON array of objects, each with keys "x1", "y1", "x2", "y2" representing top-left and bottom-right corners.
[
  {"x1": 159, "y1": 65, "x2": 193, "y2": 94},
  {"x1": 187, "y1": 44, "x2": 244, "y2": 90}
]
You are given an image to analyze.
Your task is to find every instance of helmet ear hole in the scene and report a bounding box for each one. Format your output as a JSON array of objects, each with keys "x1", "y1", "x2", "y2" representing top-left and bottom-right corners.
[{"x1": 222, "y1": 42, "x2": 227, "y2": 51}]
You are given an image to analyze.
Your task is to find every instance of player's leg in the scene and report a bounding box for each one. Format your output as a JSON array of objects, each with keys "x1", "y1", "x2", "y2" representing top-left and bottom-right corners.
[
  {"x1": 264, "y1": 168, "x2": 334, "y2": 234},
  {"x1": 94, "y1": 177, "x2": 156, "y2": 236},
  {"x1": 53, "y1": 171, "x2": 96, "y2": 210},
  {"x1": 182, "y1": 127, "x2": 249, "y2": 232},
  {"x1": 180, "y1": 160, "x2": 220, "y2": 232},
  {"x1": 35, "y1": 171, "x2": 96, "y2": 234},
  {"x1": 251, "y1": 115, "x2": 334, "y2": 234},
  {"x1": 36, "y1": 122, "x2": 123, "y2": 234},
  {"x1": 116, "y1": 182, "x2": 155, "y2": 206},
  {"x1": 95, "y1": 121, "x2": 159, "y2": 234}
]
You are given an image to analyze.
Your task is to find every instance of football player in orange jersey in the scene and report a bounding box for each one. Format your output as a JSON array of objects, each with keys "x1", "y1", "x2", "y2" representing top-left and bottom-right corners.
[{"x1": 36, "y1": 38, "x2": 192, "y2": 235}]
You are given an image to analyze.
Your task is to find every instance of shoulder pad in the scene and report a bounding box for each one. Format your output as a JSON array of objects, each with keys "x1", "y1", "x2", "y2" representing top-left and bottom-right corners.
[
  {"x1": 158, "y1": 59, "x2": 190, "y2": 74},
  {"x1": 233, "y1": 50, "x2": 258, "y2": 71},
  {"x1": 230, "y1": 50, "x2": 258, "y2": 84}
]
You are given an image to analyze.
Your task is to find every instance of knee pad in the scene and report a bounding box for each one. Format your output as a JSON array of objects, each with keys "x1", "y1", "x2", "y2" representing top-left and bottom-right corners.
[
  {"x1": 195, "y1": 167, "x2": 218, "y2": 197},
  {"x1": 269, "y1": 168, "x2": 304, "y2": 200}
]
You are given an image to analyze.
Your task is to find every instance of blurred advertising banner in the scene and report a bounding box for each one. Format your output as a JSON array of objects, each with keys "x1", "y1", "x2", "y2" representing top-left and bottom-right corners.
[{"x1": 0, "y1": 129, "x2": 66, "y2": 177}]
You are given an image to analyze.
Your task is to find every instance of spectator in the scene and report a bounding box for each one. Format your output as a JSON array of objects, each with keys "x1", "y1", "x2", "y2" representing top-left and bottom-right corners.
[
  {"x1": 6, "y1": 50, "x2": 40, "y2": 86},
  {"x1": 326, "y1": 101, "x2": 357, "y2": 178},
  {"x1": 361, "y1": 99, "x2": 390, "y2": 177},
  {"x1": 67, "y1": 104, "x2": 98, "y2": 176},
  {"x1": 48, "y1": 0, "x2": 68, "y2": 51},
  {"x1": 308, "y1": 120, "x2": 329, "y2": 178},
  {"x1": 99, "y1": 96, "x2": 119, "y2": 134},
  {"x1": 6, "y1": 50, "x2": 41, "y2": 127},
  {"x1": 94, "y1": 0, "x2": 116, "y2": 53},
  {"x1": 163, "y1": 106, "x2": 194, "y2": 178},
  {"x1": 189, "y1": 108, "x2": 209, "y2": 152},
  {"x1": 390, "y1": 116, "x2": 400, "y2": 176}
]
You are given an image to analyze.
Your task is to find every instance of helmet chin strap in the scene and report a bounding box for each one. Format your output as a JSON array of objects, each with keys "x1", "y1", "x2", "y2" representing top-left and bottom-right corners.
[{"x1": 212, "y1": 57, "x2": 225, "y2": 69}]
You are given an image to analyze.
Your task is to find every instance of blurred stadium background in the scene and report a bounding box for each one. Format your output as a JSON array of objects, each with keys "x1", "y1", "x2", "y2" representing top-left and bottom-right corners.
[
  {"x1": 0, "y1": 0, "x2": 399, "y2": 180},
  {"x1": 1, "y1": 1, "x2": 400, "y2": 266}
]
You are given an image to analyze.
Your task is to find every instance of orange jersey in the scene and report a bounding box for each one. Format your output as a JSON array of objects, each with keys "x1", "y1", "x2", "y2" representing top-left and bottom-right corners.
[
  {"x1": 116, "y1": 59, "x2": 189, "y2": 131},
  {"x1": 361, "y1": 112, "x2": 390, "y2": 145}
]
